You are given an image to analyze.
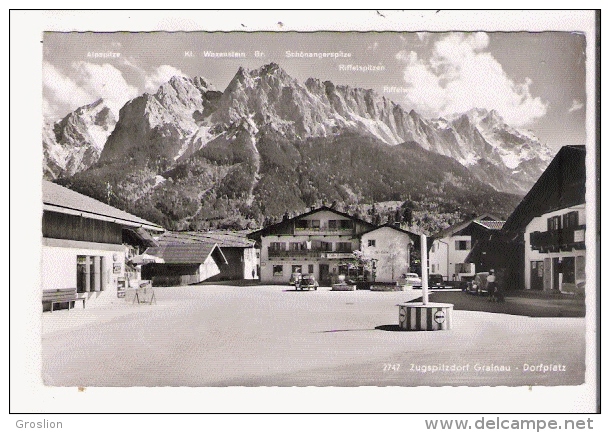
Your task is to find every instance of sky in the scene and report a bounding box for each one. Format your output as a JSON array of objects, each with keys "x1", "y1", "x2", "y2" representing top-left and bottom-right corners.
[{"x1": 42, "y1": 31, "x2": 587, "y2": 151}]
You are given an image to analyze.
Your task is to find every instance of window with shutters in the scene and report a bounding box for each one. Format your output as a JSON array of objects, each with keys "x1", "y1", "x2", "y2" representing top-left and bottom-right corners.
[
  {"x1": 455, "y1": 240, "x2": 471, "y2": 250},
  {"x1": 547, "y1": 215, "x2": 561, "y2": 231},
  {"x1": 563, "y1": 211, "x2": 579, "y2": 229},
  {"x1": 336, "y1": 242, "x2": 352, "y2": 252},
  {"x1": 270, "y1": 242, "x2": 285, "y2": 251},
  {"x1": 273, "y1": 265, "x2": 283, "y2": 276}
]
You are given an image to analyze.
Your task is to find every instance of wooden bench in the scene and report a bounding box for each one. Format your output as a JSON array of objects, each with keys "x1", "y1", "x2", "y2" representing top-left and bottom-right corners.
[{"x1": 42, "y1": 288, "x2": 85, "y2": 312}]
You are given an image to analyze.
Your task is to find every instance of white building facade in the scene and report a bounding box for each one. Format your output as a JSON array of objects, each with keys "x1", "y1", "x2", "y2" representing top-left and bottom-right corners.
[
  {"x1": 429, "y1": 234, "x2": 474, "y2": 280},
  {"x1": 524, "y1": 205, "x2": 586, "y2": 293},
  {"x1": 252, "y1": 207, "x2": 375, "y2": 285},
  {"x1": 359, "y1": 226, "x2": 415, "y2": 283},
  {"x1": 429, "y1": 216, "x2": 504, "y2": 281}
]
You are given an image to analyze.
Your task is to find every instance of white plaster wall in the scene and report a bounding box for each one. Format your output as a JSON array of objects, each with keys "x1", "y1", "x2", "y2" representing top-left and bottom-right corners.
[
  {"x1": 523, "y1": 206, "x2": 586, "y2": 290},
  {"x1": 429, "y1": 238, "x2": 449, "y2": 278},
  {"x1": 41, "y1": 243, "x2": 125, "y2": 308},
  {"x1": 243, "y1": 247, "x2": 259, "y2": 279},
  {"x1": 260, "y1": 234, "x2": 358, "y2": 283},
  {"x1": 360, "y1": 228, "x2": 412, "y2": 283},
  {"x1": 199, "y1": 255, "x2": 221, "y2": 282}
]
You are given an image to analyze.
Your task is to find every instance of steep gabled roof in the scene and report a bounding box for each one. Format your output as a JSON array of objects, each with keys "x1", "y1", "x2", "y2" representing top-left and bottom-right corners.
[
  {"x1": 247, "y1": 205, "x2": 376, "y2": 240},
  {"x1": 433, "y1": 213, "x2": 502, "y2": 239},
  {"x1": 502, "y1": 145, "x2": 586, "y2": 233},
  {"x1": 360, "y1": 223, "x2": 420, "y2": 240},
  {"x1": 473, "y1": 220, "x2": 505, "y2": 231},
  {"x1": 145, "y1": 243, "x2": 227, "y2": 265},
  {"x1": 43, "y1": 180, "x2": 164, "y2": 232}
]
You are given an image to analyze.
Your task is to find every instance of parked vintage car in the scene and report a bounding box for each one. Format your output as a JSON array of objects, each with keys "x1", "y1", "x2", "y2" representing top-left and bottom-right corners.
[
  {"x1": 296, "y1": 274, "x2": 318, "y2": 291},
  {"x1": 404, "y1": 273, "x2": 422, "y2": 289},
  {"x1": 428, "y1": 274, "x2": 446, "y2": 289},
  {"x1": 466, "y1": 272, "x2": 489, "y2": 295}
]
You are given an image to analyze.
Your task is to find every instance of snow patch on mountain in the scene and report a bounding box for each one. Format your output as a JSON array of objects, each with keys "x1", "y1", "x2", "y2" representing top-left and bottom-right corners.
[{"x1": 42, "y1": 99, "x2": 116, "y2": 180}]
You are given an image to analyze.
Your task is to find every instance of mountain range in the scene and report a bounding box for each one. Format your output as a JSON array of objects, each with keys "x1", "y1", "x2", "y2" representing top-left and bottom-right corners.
[{"x1": 44, "y1": 63, "x2": 554, "y2": 231}]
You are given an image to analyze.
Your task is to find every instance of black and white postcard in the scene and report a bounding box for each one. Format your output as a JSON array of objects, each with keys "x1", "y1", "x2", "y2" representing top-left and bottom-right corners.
[{"x1": 10, "y1": 10, "x2": 599, "y2": 418}]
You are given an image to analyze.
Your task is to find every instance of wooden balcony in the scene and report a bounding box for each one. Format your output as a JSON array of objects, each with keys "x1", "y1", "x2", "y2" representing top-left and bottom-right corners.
[
  {"x1": 530, "y1": 225, "x2": 586, "y2": 252},
  {"x1": 267, "y1": 248, "x2": 354, "y2": 260}
]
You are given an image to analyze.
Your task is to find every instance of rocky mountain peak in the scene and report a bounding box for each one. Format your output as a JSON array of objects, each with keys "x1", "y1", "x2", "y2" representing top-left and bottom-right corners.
[{"x1": 43, "y1": 99, "x2": 117, "y2": 180}]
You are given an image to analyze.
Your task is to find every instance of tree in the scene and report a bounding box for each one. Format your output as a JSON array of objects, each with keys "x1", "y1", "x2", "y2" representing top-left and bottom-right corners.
[
  {"x1": 382, "y1": 237, "x2": 410, "y2": 282},
  {"x1": 403, "y1": 207, "x2": 413, "y2": 226},
  {"x1": 351, "y1": 250, "x2": 375, "y2": 282}
]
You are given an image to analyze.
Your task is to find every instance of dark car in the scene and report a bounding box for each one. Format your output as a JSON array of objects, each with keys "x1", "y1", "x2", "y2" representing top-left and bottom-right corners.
[
  {"x1": 428, "y1": 274, "x2": 446, "y2": 289},
  {"x1": 296, "y1": 274, "x2": 318, "y2": 291}
]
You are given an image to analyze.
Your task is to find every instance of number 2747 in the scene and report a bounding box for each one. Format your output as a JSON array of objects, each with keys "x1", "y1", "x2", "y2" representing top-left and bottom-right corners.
[{"x1": 383, "y1": 363, "x2": 400, "y2": 371}]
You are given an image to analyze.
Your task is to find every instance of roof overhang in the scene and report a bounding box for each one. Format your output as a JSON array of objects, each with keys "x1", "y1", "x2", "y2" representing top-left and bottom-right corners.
[{"x1": 43, "y1": 203, "x2": 165, "y2": 232}]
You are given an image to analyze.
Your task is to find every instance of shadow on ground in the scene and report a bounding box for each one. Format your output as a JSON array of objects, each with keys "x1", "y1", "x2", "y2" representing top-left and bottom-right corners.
[
  {"x1": 416, "y1": 291, "x2": 586, "y2": 318},
  {"x1": 374, "y1": 324, "x2": 403, "y2": 332}
]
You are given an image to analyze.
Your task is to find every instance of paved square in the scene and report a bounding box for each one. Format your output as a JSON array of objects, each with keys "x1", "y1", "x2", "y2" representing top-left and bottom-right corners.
[{"x1": 42, "y1": 285, "x2": 586, "y2": 387}]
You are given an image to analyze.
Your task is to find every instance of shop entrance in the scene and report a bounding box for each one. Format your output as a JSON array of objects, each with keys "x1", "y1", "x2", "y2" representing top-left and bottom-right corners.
[
  {"x1": 77, "y1": 255, "x2": 105, "y2": 293},
  {"x1": 319, "y1": 264, "x2": 331, "y2": 285},
  {"x1": 530, "y1": 261, "x2": 544, "y2": 290}
]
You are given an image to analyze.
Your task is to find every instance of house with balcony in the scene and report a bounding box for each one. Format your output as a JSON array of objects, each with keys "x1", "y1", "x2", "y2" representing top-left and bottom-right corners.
[
  {"x1": 247, "y1": 206, "x2": 376, "y2": 285},
  {"x1": 429, "y1": 215, "x2": 504, "y2": 281},
  {"x1": 468, "y1": 145, "x2": 586, "y2": 293},
  {"x1": 505, "y1": 145, "x2": 586, "y2": 293}
]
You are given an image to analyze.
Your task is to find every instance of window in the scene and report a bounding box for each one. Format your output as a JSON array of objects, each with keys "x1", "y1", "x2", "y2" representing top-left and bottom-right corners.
[
  {"x1": 308, "y1": 264, "x2": 314, "y2": 274},
  {"x1": 431, "y1": 244, "x2": 436, "y2": 253},
  {"x1": 296, "y1": 219, "x2": 320, "y2": 230},
  {"x1": 289, "y1": 242, "x2": 302, "y2": 251},
  {"x1": 320, "y1": 241, "x2": 333, "y2": 251},
  {"x1": 368, "y1": 239, "x2": 376, "y2": 247},
  {"x1": 340, "y1": 220, "x2": 353, "y2": 230},
  {"x1": 273, "y1": 265, "x2": 283, "y2": 276},
  {"x1": 291, "y1": 265, "x2": 302, "y2": 274},
  {"x1": 431, "y1": 264, "x2": 435, "y2": 272},
  {"x1": 336, "y1": 242, "x2": 352, "y2": 252},
  {"x1": 547, "y1": 215, "x2": 561, "y2": 231},
  {"x1": 563, "y1": 211, "x2": 579, "y2": 229},
  {"x1": 455, "y1": 263, "x2": 471, "y2": 273},
  {"x1": 455, "y1": 240, "x2": 471, "y2": 250},
  {"x1": 328, "y1": 220, "x2": 338, "y2": 230},
  {"x1": 270, "y1": 242, "x2": 285, "y2": 251}
]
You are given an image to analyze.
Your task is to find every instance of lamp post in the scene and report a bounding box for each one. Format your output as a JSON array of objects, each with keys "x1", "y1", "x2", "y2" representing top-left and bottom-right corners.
[{"x1": 421, "y1": 233, "x2": 429, "y2": 305}]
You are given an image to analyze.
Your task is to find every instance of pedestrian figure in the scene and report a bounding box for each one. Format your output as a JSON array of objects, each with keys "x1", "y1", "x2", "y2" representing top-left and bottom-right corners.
[{"x1": 487, "y1": 269, "x2": 497, "y2": 302}]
